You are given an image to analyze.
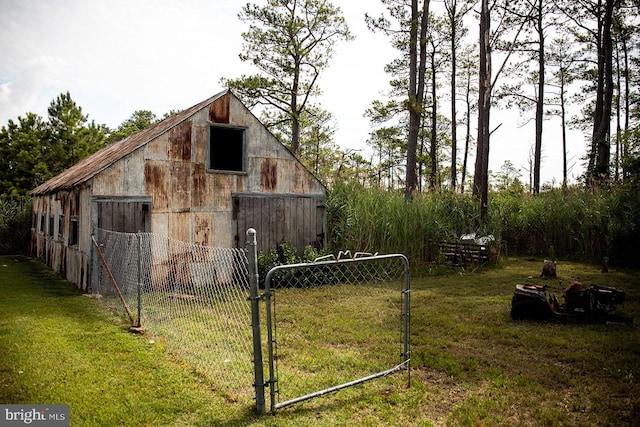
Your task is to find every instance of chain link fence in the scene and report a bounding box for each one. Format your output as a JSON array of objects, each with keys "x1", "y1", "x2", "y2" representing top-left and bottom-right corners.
[
  {"x1": 91, "y1": 229, "x2": 410, "y2": 413},
  {"x1": 261, "y1": 251, "x2": 411, "y2": 412},
  {"x1": 91, "y1": 229, "x2": 254, "y2": 400}
]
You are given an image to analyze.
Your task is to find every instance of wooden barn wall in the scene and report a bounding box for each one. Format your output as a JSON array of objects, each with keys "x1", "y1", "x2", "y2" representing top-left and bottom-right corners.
[
  {"x1": 94, "y1": 198, "x2": 151, "y2": 233},
  {"x1": 30, "y1": 187, "x2": 92, "y2": 290}
]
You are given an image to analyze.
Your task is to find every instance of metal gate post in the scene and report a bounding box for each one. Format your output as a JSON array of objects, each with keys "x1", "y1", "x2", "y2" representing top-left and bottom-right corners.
[
  {"x1": 402, "y1": 255, "x2": 411, "y2": 387},
  {"x1": 247, "y1": 228, "x2": 266, "y2": 414},
  {"x1": 136, "y1": 233, "x2": 142, "y2": 328}
]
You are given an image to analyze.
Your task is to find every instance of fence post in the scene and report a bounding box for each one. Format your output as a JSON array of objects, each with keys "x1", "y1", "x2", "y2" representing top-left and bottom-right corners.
[
  {"x1": 247, "y1": 228, "x2": 265, "y2": 414},
  {"x1": 402, "y1": 255, "x2": 411, "y2": 388},
  {"x1": 136, "y1": 233, "x2": 142, "y2": 328}
]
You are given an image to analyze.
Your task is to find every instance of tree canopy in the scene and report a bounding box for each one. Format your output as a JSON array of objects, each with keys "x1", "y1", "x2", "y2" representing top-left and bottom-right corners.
[
  {"x1": 0, "y1": 92, "x2": 106, "y2": 198},
  {"x1": 221, "y1": 0, "x2": 352, "y2": 157},
  {"x1": 105, "y1": 110, "x2": 159, "y2": 144},
  {"x1": 3, "y1": 1, "x2": 640, "y2": 203}
]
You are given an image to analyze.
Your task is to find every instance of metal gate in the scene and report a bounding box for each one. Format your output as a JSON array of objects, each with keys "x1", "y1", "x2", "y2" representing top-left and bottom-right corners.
[
  {"x1": 91, "y1": 228, "x2": 409, "y2": 413},
  {"x1": 247, "y1": 230, "x2": 411, "y2": 413}
]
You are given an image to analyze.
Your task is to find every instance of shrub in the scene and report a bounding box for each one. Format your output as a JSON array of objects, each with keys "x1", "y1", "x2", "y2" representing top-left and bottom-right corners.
[
  {"x1": 0, "y1": 199, "x2": 32, "y2": 255},
  {"x1": 257, "y1": 241, "x2": 328, "y2": 286}
]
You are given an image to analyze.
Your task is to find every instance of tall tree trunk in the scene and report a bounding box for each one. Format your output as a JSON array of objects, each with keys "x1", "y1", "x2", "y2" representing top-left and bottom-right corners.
[
  {"x1": 473, "y1": 0, "x2": 491, "y2": 220},
  {"x1": 406, "y1": 0, "x2": 420, "y2": 199},
  {"x1": 406, "y1": 0, "x2": 430, "y2": 200},
  {"x1": 418, "y1": 126, "x2": 426, "y2": 191},
  {"x1": 449, "y1": 1, "x2": 458, "y2": 191},
  {"x1": 615, "y1": 39, "x2": 621, "y2": 181},
  {"x1": 461, "y1": 59, "x2": 472, "y2": 194},
  {"x1": 533, "y1": 0, "x2": 544, "y2": 194},
  {"x1": 588, "y1": 0, "x2": 605, "y2": 182},
  {"x1": 560, "y1": 68, "x2": 568, "y2": 188},
  {"x1": 291, "y1": 67, "x2": 301, "y2": 157},
  {"x1": 461, "y1": 104, "x2": 471, "y2": 193},
  {"x1": 429, "y1": 43, "x2": 438, "y2": 190},
  {"x1": 417, "y1": 0, "x2": 429, "y2": 186},
  {"x1": 623, "y1": 28, "x2": 630, "y2": 182},
  {"x1": 593, "y1": 0, "x2": 615, "y2": 182}
]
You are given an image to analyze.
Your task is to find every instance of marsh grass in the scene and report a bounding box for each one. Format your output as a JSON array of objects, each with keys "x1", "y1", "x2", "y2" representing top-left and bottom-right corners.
[
  {"x1": 326, "y1": 183, "x2": 484, "y2": 264},
  {"x1": 327, "y1": 183, "x2": 640, "y2": 266},
  {"x1": 1, "y1": 255, "x2": 638, "y2": 426}
]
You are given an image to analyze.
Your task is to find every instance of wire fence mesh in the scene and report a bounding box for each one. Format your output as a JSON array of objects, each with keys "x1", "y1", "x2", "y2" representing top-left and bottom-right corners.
[
  {"x1": 263, "y1": 253, "x2": 410, "y2": 411},
  {"x1": 91, "y1": 229, "x2": 254, "y2": 401},
  {"x1": 91, "y1": 230, "x2": 410, "y2": 413}
]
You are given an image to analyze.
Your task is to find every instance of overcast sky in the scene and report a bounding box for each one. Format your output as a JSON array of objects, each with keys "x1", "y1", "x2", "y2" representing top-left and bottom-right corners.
[{"x1": 0, "y1": 0, "x2": 586, "y2": 185}]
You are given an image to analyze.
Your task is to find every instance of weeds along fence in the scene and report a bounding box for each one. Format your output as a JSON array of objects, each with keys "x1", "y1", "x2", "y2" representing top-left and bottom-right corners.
[
  {"x1": 91, "y1": 228, "x2": 254, "y2": 401},
  {"x1": 91, "y1": 228, "x2": 411, "y2": 413}
]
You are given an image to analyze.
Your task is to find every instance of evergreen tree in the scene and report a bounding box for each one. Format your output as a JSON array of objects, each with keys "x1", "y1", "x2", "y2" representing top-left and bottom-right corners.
[
  {"x1": 366, "y1": 0, "x2": 431, "y2": 198},
  {"x1": 222, "y1": 0, "x2": 352, "y2": 157},
  {"x1": 106, "y1": 110, "x2": 159, "y2": 144},
  {"x1": 0, "y1": 92, "x2": 106, "y2": 198},
  {"x1": 443, "y1": 0, "x2": 474, "y2": 192},
  {"x1": 0, "y1": 113, "x2": 50, "y2": 198},
  {"x1": 46, "y1": 91, "x2": 106, "y2": 174}
]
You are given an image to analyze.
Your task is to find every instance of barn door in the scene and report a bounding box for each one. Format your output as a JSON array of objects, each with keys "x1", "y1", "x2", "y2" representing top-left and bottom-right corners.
[
  {"x1": 233, "y1": 195, "x2": 325, "y2": 253},
  {"x1": 94, "y1": 197, "x2": 152, "y2": 233},
  {"x1": 90, "y1": 196, "x2": 152, "y2": 296}
]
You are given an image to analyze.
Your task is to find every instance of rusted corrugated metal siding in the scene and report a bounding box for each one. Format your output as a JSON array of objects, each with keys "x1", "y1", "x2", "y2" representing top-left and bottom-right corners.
[
  {"x1": 169, "y1": 119, "x2": 192, "y2": 162},
  {"x1": 29, "y1": 91, "x2": 226, "y2": 196},
  {"x1": 260, "y1": 158, "x2": 278, "y2": 192},
  {"x1": 29, "y1": 89, "x2": 327, "y2": 290},
  {"x1": 209, "y1": 92, "x2": 230, "y2": 123},
  {"x1": 144, "y1": 161, "x2": 168, "y2": 210}
]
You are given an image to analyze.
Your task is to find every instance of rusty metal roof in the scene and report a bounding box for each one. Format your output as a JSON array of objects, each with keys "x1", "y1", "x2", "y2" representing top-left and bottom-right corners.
[{"x1": 30, "y1": 90, "x2": 228, "y2": 196}]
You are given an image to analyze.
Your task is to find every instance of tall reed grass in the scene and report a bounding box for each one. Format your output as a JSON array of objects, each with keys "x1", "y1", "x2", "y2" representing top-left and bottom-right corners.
[
  {"x1": 326, "y1": 183, "x2": 485, "y2": 264},
  {"x1": 326, "y1": 182, "x2": 639, "y2": 266},
  {"x1": 492, "y1": 187, "x2": 610, "y2": 261}
]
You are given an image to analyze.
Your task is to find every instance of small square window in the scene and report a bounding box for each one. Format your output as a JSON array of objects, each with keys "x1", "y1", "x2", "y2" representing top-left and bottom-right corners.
[{"x1": 209, "y1": 126, "x2": 245, "y2": 172}]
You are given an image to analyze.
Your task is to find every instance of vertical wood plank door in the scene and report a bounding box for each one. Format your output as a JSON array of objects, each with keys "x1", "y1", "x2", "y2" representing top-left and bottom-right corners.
[
  {"x1": 233, "y1": 196, "x2": 325, "y2": 253},
  {"x1": 96, "y1": 200, "x2": 151, "y2": 233}
]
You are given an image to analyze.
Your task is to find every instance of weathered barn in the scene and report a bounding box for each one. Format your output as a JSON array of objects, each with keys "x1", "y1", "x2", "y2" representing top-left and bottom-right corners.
[{"x1": 30, "y1": 89, "x2": 327, "y2": 290}]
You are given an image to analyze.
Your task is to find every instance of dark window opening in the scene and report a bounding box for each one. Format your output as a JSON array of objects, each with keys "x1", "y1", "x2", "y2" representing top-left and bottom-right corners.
[
  {"x1": 39, "y1": 214, "x2": 45, "y2": 234},
  {"x1": 48, "y1": 215, "x2": 54, "y2": 238},
  {"x1": 209, "y1": 126, "x2": 245, "y2": 172},
  {"x1": 58, "y1": 215, "x2": 64, "y2": 241},
  {"x1": 70, "y1": 217, "x2": 79, "y2": 246}
]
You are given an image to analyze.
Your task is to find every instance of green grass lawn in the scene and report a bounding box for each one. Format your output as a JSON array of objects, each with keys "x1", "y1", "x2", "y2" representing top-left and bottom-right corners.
[
  {"x1": 1, "y1": 255, "x2": 638, "y2": 426},
  {"x1": 0, "y1": 256, "x2": 257, "y2": 426}
]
